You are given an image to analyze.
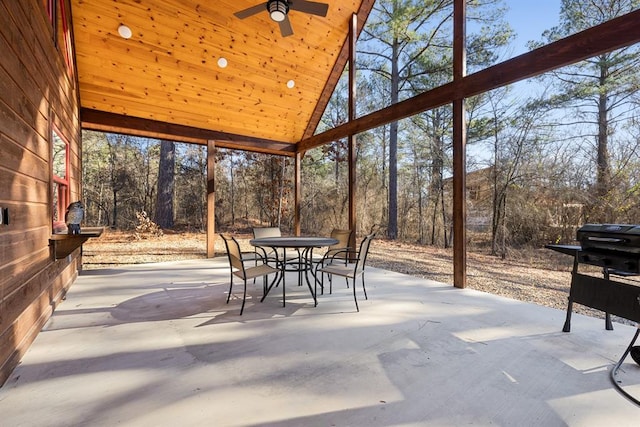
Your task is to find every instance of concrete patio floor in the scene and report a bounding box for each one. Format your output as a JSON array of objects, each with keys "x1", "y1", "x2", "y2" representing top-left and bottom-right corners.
[{"x1": 1, "y1": 257, "x2": 639, "y2": 426}]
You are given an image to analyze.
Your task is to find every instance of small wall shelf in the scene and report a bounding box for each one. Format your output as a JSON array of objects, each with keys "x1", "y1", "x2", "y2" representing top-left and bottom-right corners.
[{"x1": 50, "y1": 227, "x2": 104, "y2": 259}]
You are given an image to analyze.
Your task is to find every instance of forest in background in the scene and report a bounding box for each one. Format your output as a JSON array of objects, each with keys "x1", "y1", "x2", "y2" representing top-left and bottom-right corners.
[{"x1": 80, "y1": 1, "x2": 640, "y2": 257}]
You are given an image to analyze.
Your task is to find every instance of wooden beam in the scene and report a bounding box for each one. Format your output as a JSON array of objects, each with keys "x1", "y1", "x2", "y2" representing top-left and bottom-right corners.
[
  {"x1": 302, "y1": 0, "x2": 376, "y2": 140},
  {"x1": 298, "y1": 9, "x2": 640, "y2": 153},
  {"x1": 214, "y1": 141, "x2": 294, "y2": 157},
  {"x1": 81, "y1": 108, "x2": 297, "y2": 156},
  {"x1": 207, "y1": 140, "x2": 216, "y2": 258}
]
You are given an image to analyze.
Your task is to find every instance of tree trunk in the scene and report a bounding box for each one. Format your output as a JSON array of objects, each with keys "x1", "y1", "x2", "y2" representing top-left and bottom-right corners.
[
  {"x1": 430, "y1": 192, "x2": 438, "y2": 245},
  {"x1": 155, "y1": 140, "x2": 175, "y2": 228},
  {"x1": 277, "y1": 157, "x2": 286, "y2": 229},
  {"x1": 596, "y1": 59, "x2": 611, "y2": 213},
  {"x1": 441, "y1": 183, "x2": 448, "y2": 248},
  {"x1": 430, "y1": 123, "x2": 445, "y2": 246},
  {"x1": 112, "y1": 188, "x2": 118, "y2": 228}
]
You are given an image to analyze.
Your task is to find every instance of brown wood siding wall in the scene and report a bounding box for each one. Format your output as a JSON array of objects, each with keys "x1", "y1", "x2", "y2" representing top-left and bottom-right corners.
[{"x1": 0, "y1": 0, "x2": 81, "y2": 386}]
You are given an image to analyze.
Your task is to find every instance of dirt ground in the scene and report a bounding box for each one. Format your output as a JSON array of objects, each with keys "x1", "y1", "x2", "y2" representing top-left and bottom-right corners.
[{"x1": 82, "y1": 229, "x2": 637, "y2": 323}]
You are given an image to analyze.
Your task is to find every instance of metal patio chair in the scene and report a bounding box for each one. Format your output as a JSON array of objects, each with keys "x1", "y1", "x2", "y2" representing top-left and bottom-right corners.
[
  {"x1": 317, "y1": 233, "x2": 375, "y2": 312},
  {"x1": 314, "y1": 228, "x2": 353, "y2": 293},
  {"x1": 253, "y1": 227, "x2": 285, "y2": 264},
  {"x1": 220, "y1": 234, "x2": 279, "y2": 315},
  {"x1": 252, "y1": 226, "x2": 302, "y2": 269}
]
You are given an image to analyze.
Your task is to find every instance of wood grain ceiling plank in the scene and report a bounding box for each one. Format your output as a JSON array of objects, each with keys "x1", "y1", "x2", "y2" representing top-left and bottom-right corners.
[
  {"x1": 75, "y1": 1, "x2": 338, "y2": 75},
  {"x1": 73, "y1": 27, "x2": 329, "y2": 98},
  {"x1": 75, "y1": 2, "x2": 345, "y2": 75},
  {"x1": 80, "y1": 90, "x2": 303, "y2": 142},
  {"x1": 75, "y1": 45, "x2": 323, "y2": 105},
  {"x1": 78, "y1": 72, "x2": 314, "y2": 124},
  {"x1": 74, "y1": 34, "x2": 332, "y2": 100}
]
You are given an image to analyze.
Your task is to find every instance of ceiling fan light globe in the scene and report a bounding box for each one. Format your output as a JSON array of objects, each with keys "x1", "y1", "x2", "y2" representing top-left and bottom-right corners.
[
  {"x1": 268, "y1": 0, "x2": 288, "y2": 22},
  {"x1": 270, "y1": 11, "x2": 285, "y2": 22}
]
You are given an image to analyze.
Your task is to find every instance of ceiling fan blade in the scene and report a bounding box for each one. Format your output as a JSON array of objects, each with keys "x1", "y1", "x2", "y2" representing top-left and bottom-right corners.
[
  {"x1": 279, "y1": 16, "x2": 294, "y2": 37},
  {"x1": 288, "y1": 0, "x2": 328, "y2": 17},
  {"x1": 234, "y1": 2, "x2": 268, "y2": 19}
]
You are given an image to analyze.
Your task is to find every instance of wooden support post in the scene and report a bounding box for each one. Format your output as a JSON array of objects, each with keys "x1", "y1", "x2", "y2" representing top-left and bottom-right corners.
[
  {"x1": 452, "y1": 100, "x2": 466, "y2": 289},
  {"x1": 453, "y1": 0, "x2": 467, "y2": 288},
  {"x1": 207, "y1": 140, "x2": 216, "y2": 258},
  {"x1": 348, "y1": 13, "x2": 357, "y2": 252},
  {"x1": 294, "y1": 152, "x2": 301, "y2": 236}
]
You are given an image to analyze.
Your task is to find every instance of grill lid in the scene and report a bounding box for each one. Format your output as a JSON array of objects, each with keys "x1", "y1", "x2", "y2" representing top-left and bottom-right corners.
[{"x1": 577, "y1": 223, "x2": 640, "y2": 253}]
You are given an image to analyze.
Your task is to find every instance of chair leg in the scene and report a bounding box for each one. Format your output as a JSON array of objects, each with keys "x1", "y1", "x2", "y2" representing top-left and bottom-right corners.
[
  {"x1": 319, "y1": 270, "x2": 334, "y2": 294},
  {"x1": 352, "y1": 278, "x2": 359, "y2": 312},
  {"x1": 240, "y1": 279, "x2": 247, "y2": 315},
  {"x1": 262, "y1": 274, "x2": 267, "y2": 297},
  {"x1": 315, "y1": 264, "x2": 323, "y2": 295},
  {"x1": 226, "y1": 274, "x2": 233, "y2": 304},
  {"x1": 362, "y1": 273, "x2": 368, "y2": 300},
  {"x1": 344, "y1": 259, "x2": 349, "y2": 289},
  {"x1": 253, "y1": 257, "x2": 258, "y2": 285}
]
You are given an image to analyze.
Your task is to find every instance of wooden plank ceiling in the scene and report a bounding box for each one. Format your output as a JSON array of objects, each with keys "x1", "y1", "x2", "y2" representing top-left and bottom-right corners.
[{"x1": 72, "y1": 0, "x2": 371, "y2": 155}]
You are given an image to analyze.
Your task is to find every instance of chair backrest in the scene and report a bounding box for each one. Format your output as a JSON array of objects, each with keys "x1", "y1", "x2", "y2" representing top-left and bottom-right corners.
[
  {"x1": 330, "y1": 229, "x2": 352, "y2": 249},
  {"x1": 354, "y1": 233, "x2": 375, "y2": 275},
  {"x1": 328, "y1": 228, "x2": 353, "y2": 259},
  {"x1": 220, "y1": 234, "x2": 244, "y2": 272},
  {"x1": 253, "y1": 227, "x2": 281, "y2": 239}
]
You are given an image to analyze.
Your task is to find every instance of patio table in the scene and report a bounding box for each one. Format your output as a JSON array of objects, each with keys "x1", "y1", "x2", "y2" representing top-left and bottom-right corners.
[{"x1": 249, "y1": 236, "x2": 338, "y2": 307}]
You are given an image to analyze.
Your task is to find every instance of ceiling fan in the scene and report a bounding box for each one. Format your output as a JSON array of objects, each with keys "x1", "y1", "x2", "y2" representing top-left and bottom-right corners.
[{"x1": 234, "y1": 0, "x2": 329, "y2": 37}]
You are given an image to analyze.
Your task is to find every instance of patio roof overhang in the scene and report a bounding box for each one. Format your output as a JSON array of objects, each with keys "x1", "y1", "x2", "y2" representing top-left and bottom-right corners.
[
  {"x1": 72, "y1": 0, "x2": 375, "y2": 156},
  {"x1": 71, "y1": 1, "x2": 640, "y2": 288},
  {"x1": 74, "y1": 2, "x2": 640, "y2": 157}
]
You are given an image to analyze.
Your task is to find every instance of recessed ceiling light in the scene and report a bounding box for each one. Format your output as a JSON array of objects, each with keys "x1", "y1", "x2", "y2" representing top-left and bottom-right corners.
[
  {"x1": 286, "y1": 80, "x2": 295, "y2": 89},
  {"x1": 217, "y1": 57, "x2": 228, "y2": 68},
  {"x1": 118, "y1": 24, "x2": 132, "y2": 39}
]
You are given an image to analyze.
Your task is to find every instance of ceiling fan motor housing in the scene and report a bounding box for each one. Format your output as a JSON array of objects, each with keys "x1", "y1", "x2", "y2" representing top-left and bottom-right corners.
[{"x1": 267, "y1": 0, "x2": 289, "y2": 22}]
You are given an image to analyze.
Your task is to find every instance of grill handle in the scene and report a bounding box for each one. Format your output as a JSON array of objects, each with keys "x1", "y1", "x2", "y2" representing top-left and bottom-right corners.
[{"x1": 586, "y1": 237, "x2": 627, "y2": 243}]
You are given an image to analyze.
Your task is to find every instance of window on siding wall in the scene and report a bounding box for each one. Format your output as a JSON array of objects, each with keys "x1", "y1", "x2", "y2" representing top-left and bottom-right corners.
[
  {"x1": 43, "y1": 0, "x2": 55, "y2": 25},
  {"x1": 52, "y1": 128, "x2": 69, "y2": 227},
  {"x1": 56, "y1": 0, "x2": 74, "y2": 80}
]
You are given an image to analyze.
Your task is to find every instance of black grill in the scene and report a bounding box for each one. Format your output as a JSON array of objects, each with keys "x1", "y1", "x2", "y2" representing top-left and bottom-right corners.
[
  {"x1": 546, "y1": 224, "x2": 640, "y2": 333},
  {"x1": 575, "y1": 224, "x2": 640, "y2": 274}
]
